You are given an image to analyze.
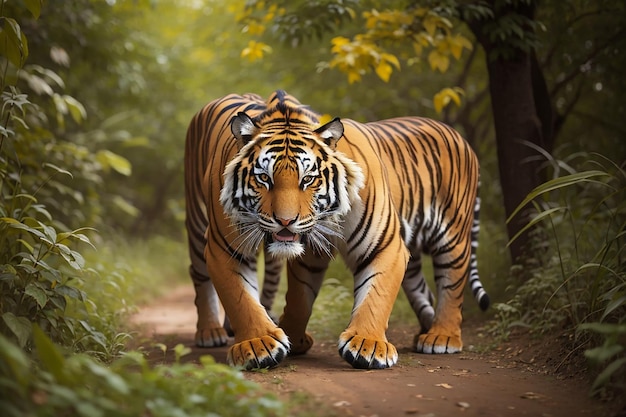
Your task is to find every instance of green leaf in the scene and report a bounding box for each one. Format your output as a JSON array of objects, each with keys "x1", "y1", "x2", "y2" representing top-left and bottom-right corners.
[
  {"x1": 33, "y1": 324, "x2": 67, "y2": 383},
  {"x1": 601, "y1": 295, "x2": 626, "y2": 322},
  {"x1": 83, "y1": 359, "x2": 130, "y2": 395},
  {"x1": 578, "y1": 322, "x2": 626, "y2": 335},
  {"x1": 0, "y1": 333, "x2": 31, "y2": 390},
  {"x1": 23, "y1": 0, "x2": 43, "y2": 19},
  {"x1": 43, "y1": 163, "x2": 73, "y2": 178},
  {"x1": 112, "y1": 195, "x2": 140, "y2": 217},
  {"x1": 590, "y1": 357, "x2": 626, "y2": 393},
  {"x1": 0, "y1": 17, "x2": 28, "y2": 67},
  {"x1": 174, "y1": 343, "x2": 192, "y2": 362},
  {"x1": 584, "y1": 344, "x2": 623, "y2": 364},
  {"x1": 42, "y1": 223, "x2": 57, "y2": 242},
  {"x1": 96, "y1": 150, "x2": 132, "y2": 176},
  {"x1": 16, "y1": 238, "x2": 35, "y2": 254},
  {"x1": 507, "y1": 206, "x2": 566, "y2": 247},
  {"x1": 55, "y1": 285, "x2": 85, "y2": 301},
  {"x1": 122, "y1": 136, "x2": 150, "y2": 147},
  {"x1": 25, "y1": 282, "x2": 48, "y2": 308},
  {"x1": 63, "y1": 95, "x2": 87, "y2": 123},
  {"x1": 507, "y1": 170, "x2": 611, "y2": 223},
  {"x1": 2, "y1": 313, "x2": 32, "y2": 347},
  {"x1": 57, "y1": 244, "x2": 85, "y2": 270}
]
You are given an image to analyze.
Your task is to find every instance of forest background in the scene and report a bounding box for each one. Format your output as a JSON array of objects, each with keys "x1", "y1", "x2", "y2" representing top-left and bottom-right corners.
[{"x1": 0, "y1": 1, "x2": 624, "y2": 415}]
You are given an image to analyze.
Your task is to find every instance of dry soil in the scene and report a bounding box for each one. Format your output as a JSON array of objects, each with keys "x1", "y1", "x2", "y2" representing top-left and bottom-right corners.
[{"x1": 131, "y1": 285, "x2": 623, "y2": 417}]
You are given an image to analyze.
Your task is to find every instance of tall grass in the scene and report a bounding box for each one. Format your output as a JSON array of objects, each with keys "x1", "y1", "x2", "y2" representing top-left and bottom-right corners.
[{"x1": 495, "y1": 152, "x2": 625, "y2": 395}]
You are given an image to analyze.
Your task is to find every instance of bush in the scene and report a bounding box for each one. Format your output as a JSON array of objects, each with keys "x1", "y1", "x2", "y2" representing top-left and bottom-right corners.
[
  {"x1": 0, "y1": 327, "x2": 285, "y2": 417},
  {"x1": 495, "y1": 152, "x2": 625, "y2": 395},
  {"x1": 0, "y1": 2, "x2": 115, "y2": 354}
]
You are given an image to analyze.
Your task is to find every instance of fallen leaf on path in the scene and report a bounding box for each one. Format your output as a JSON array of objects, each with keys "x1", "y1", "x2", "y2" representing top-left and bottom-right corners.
[
  {"x1": 457, "y1": 401, "x2": 470, "y2": 409},
  {"x1": 520, "y1": 392, "x2": 546, "y2": 400},
  {"x1": 333, "y1": 400, "x2": 351, "y2": 407},
  {"x1": 435, "y1": 383, "x2": 453, "y2": 389}
]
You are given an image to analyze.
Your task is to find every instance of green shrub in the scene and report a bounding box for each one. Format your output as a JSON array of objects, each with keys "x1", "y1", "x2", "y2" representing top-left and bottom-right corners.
[
  {"x1": 496, "y1": 152, "x2": 625, "y2": 395},
  {"x1": 0, "y1": 327, "x2": 285, "y2": 417},
  {"x1": 0, "y1": 2, "x2": 111, "y2": 355}
]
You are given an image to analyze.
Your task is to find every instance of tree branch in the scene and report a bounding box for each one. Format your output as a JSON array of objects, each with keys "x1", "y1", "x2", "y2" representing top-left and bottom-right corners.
[{"x1": 550, "y1": 28, "x2": 626, "y2": 97}]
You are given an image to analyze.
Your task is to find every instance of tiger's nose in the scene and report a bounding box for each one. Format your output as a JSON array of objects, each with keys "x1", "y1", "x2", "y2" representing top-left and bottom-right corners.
[{"x1": 275, "y1": 215, "x2": 297, "y2": 227}]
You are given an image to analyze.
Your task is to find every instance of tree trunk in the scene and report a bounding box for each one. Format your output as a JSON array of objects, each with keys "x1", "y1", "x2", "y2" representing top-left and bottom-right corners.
[
  {"x1": 485, "y1": 54, "x2": 544, "y2": 261},
  {"x1": 467, "y1": 1, "x2": 546, "y2": 263}
]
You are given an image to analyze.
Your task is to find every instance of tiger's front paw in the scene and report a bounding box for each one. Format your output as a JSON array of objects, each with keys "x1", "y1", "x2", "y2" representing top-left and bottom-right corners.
[
  {"x1": 227, "y1": 329, "x2": 290, "y2": 370},
  {"x1": 415, "y1": 332, "x2": 462, "y2": 354},
  {"x1": 338, "y1": 332, "x2": 398, "y2": 369},
  {"x1": 195, "y1": 327, "x2": 229, "y2": 347}
]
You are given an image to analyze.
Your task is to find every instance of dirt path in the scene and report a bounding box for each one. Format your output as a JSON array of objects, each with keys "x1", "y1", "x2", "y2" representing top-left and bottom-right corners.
[{"x1": 131, "y1": 285, "x2": 620, "y2": 417}]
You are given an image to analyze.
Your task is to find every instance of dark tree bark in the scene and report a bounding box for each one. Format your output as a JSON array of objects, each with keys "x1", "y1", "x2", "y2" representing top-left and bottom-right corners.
[
  {"x1": 467, "y1": 0, "x2": 549, "y2": 263},
  {"x1": 485, "y1": 53, "x2": 544, "y2": 261}
]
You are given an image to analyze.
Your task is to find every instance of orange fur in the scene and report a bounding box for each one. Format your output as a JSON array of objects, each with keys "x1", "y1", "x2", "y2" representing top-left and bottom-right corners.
[{"x1": 184, "y1": 91, "x2": 488, "y2": 370}]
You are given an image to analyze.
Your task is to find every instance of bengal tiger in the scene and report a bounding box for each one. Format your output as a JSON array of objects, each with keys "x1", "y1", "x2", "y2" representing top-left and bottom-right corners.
[{"x1": 184, "y1": 90, "x2": 489, "y2": 370}]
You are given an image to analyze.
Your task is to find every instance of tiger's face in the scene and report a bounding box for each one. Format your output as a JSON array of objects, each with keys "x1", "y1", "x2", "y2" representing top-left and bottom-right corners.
[{"x1": 220, "y1": 112, "x2": 364, "y2": 259}]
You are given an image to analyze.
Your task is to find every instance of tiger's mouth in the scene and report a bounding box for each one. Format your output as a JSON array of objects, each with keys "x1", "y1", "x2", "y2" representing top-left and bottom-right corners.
[
  {"x1": 267, "y1": 228, "x2": 305, "y2": 258},
  {"x1": 272, "y1": 228, "x2": 300, "y2": 243}
]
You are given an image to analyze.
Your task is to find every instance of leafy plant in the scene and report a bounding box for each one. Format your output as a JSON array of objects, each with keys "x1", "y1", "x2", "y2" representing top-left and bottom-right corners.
[
  {"x1": 0, "y1": 0, "x2": 129, "y2": 358},
  {"x1": 499, "y1": 151, "x2": 625, "y2": 395},
  {"x1": 0, "y1": 327, "x2": 286, "y2": 417}
]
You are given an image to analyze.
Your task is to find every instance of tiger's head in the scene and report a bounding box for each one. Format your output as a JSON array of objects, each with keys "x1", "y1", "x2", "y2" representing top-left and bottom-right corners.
[{"x1": 220, "y1": 111, "x2": 364, "y2": 259}]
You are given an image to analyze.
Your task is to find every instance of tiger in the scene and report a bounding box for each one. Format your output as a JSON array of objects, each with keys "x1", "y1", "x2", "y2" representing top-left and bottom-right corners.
[{"x1": 184, "y1": 90, "x2": 489, "y2": 370}]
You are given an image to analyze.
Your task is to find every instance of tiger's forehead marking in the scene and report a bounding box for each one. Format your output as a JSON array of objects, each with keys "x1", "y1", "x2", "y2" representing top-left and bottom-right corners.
[{"x1": 255, "y1": 136, "x2": 318, "y2": 179}]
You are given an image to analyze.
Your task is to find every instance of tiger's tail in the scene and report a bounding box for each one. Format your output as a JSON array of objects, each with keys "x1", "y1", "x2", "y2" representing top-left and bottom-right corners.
[{"x1": 469, "y1": 189, "x2": 490, "y2": 311}]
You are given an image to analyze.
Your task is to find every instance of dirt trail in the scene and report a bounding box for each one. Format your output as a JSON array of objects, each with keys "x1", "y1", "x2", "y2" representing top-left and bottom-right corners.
[{"x1": 132, "y1": 285, "x2": 620, "y2": 417}]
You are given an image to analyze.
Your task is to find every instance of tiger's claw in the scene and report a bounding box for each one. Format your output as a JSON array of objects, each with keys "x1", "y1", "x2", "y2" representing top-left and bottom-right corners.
[
  {"x1": 227, "y1": 330, "x2": 290, "y2": 370},
  {"x1": 415, "y1": 332, "x2": 462, "y2": 354},
  {"x1": 338, "y1": 333, "x2": 398, "y2": 369},
  {"x1": 195, "y1": 327, "x2": 229, "y2": 347}
]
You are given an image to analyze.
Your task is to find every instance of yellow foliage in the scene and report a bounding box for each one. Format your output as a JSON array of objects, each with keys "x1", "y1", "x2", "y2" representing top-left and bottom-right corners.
[
  {"x1": 381, "y1": 53, "x2": 400, "y2": 69},
  {"x1": 244, "y1": 21, "x2": 266, "y2": 36},
  {"x1": 428, "y1": 50, "x2": 449, "y2": 72},
  {"x1": 433, "y1": 87, "x2": 464, "y2": 113},
  {"x1": 449, "y1": 34, "x2": 473, "y2": 59},
  {"x1": 236, "y1": 3, "x2": 474, "y2": 85},
  {"x1": 423, "y1": 15, "x2": 438, "y2": 36},
  {"x1": 240, "y1": 40, "x2": 272, "y2": 62},
  {"x1": 329, "y1": 36, "x2": 400, "y2": 84},
  {"x1": 375, "y1": 61, "x2": 393, "y2": 82}
]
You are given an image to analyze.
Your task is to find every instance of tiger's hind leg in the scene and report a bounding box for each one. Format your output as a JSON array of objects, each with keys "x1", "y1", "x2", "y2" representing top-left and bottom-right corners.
[
  {"x1": 415, "y1": 243, "x2": 469, "y2": 354},
  {"x1": 278, "y1": 250, "x2": 328, "y2": 355},
  {"x1": 401, "y1": 253, "x2": 435, "y2": 333},
  {"x1": 190, "y1": 268, "x2": 229, "y2": 348}
]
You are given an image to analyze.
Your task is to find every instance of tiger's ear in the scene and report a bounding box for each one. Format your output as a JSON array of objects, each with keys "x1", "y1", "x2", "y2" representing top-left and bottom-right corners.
[
  {"x1": 231, "y1": 112, "x2": 258, "y2": 146},
  {"x1": 314, "y1": 117, "x2": 344, "y2": 149}
]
